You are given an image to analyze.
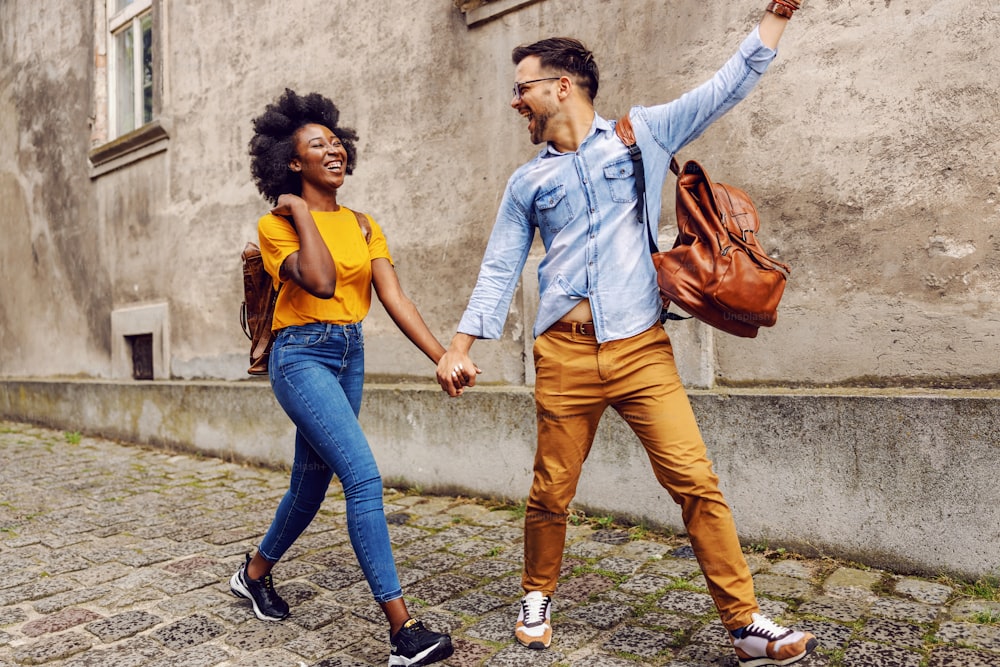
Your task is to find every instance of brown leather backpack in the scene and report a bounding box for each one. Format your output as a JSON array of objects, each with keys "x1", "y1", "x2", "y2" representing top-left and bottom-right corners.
[
  {"x1": 615, "y1": 115, "x2": 790, "y2": 338},
  {"x1": 240, "y1": 209, "x2": 372, "y2": 375},
  {"x1": 240, "y1": 241, "x2": 278, "y2": 375}
]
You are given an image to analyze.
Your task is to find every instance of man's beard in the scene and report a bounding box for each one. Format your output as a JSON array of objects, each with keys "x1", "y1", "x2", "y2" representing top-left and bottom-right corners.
[{"x1": 529, "y1": 110, "x2": 550, "y2": 145}]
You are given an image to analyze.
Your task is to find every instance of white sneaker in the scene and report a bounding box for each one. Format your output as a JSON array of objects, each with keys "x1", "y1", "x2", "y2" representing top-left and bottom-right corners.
[
  {"x1": 730, "y1": 613, "x2": 818, "y2": 666},
  {"x1": 514, "y1": 591, "x2": 552, "y2": 649}
]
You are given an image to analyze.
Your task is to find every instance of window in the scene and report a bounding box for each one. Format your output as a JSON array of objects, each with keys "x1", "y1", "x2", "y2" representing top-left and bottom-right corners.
[
  {"x1": 89, "y1": 0, "x2": 168, "y2": 175},
  {"x1": 109, "y1": 0, "x2": 153, "y2": 138}
]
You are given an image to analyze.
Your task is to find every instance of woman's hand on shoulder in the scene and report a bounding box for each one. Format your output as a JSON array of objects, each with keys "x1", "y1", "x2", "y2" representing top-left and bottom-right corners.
[{"x1": 270, "y1": 194, "x2": 308, "y2": 222}]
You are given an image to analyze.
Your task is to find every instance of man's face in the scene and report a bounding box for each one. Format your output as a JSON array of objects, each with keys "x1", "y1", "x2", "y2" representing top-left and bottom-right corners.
[{"x1": 511, "y1": 56, "x2": 561, "y2": 145}]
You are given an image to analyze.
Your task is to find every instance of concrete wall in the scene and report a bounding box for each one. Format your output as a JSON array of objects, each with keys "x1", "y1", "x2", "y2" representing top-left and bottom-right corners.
[
  {"x1": 3, "y1": 379, "x2": 998, "y2": 581},
  {"x1": 1, "y1": 0, "x2": 997, "y2": 387}
]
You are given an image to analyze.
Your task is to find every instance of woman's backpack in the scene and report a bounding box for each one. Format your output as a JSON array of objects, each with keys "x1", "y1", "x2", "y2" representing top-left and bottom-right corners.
[{"x1": 240, "y1": 242, "x2": 278, "y2": 375}]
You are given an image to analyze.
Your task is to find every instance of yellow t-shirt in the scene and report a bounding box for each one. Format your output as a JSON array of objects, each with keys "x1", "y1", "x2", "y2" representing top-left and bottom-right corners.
[{"x1": 257, "y1": 208, "x2": 393, "y2": 330}]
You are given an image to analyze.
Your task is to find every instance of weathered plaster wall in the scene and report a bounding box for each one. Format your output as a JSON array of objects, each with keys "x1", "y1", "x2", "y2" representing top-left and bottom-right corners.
[
  {"x1": 712, "y1": 1, "x2": 1000, "y2": 387},
  {"x1": 1, "y1": 0, "x2": 998, "y2": 388},
  {"x1": 0, "y1": 0, "x2": 111, "y2": 377}
]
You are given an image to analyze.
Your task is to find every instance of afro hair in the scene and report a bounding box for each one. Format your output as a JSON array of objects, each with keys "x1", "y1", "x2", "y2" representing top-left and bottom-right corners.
[{"x1": 248, "y1": 89, "x2": 359, "y2": 205}]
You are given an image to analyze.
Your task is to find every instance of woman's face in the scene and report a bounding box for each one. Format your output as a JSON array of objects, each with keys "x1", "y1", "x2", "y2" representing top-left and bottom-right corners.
[{"x1": 289, "y1": 123, "x2": 347, "y2": 191}]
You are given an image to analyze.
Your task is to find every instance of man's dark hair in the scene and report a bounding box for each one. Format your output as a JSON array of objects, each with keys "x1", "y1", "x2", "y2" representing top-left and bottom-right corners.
[
  {"x1": 248, "y1": 89, "x2": 359, "y2": 205},
  {"x1": 512, "y1": 37, "x2": 599, "y2": 102}
]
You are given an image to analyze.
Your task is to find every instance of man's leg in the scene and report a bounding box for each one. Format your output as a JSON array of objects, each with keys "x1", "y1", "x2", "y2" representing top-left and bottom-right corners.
[
  {"x1": 604, "y1": 325, "x2": 757, "y2": 629},
  {"x1": 518, "y1": 329, "x2": 606, "y2": 648},
  {"x1": 607, "y1": 326, "x2": 817, "y2": 665}
]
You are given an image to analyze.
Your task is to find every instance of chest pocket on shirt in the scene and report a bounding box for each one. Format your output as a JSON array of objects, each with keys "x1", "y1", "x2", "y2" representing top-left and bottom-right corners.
[
  {"x1": 534, "y1": 183, "x2": 574, "y2": 234},
  {"x1": 604, "y1": 157, "x2": 637, "y2": 204}
]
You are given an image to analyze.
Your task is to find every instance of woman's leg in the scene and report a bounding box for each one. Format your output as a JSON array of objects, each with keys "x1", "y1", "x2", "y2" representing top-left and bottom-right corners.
[
  {"x1": 254, "y1": 428, "x2": 334, "y2": 573},
  {"x1": 268, "y1": 323, "x2": 404, "y2": 607}
]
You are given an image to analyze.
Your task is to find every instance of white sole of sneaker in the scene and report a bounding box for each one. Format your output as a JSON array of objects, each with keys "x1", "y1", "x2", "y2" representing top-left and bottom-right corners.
[
  {"x1": 229, "y1": 570, "x2": 287, "y2": 622},
  {"x1": 738, "y1": 658, "x2": 803, "y2": 667},
  {"x1": 737, "y1": 644, "x2": 815, "y2": 667},
  {"x1": 387, "y1": 638, "x2": 454, "y2": 666}
]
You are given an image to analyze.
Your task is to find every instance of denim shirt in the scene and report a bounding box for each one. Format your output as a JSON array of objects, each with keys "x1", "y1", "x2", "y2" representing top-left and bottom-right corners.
[{"x1": 458, "y1": 27, "x2": 777, "y2": 343}]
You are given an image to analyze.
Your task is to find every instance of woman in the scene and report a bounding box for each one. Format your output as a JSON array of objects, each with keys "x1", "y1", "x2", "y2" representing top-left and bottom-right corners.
[{"x1": 230, "y1": 89, "x2": 460, "y2": 667}]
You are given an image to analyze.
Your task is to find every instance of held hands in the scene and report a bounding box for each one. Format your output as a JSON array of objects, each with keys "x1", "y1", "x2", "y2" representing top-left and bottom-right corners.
[{"x1": 435, "y1": 349, "x2": 482, "y2": 397}]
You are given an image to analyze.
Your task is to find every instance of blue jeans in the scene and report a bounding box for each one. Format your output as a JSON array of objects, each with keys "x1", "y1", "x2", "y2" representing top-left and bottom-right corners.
[{"x1": 258, "y1": 322, "x2": 402, "y2": 604}]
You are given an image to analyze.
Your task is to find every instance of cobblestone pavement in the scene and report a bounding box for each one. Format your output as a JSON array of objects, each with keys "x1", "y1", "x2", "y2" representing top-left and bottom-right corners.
[{"x1": 2, "y1": 420, "x2": 1000, "y2": 667}]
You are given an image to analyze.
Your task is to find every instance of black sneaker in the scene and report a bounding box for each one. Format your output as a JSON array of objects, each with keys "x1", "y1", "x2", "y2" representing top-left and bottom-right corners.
[
  {"x1": 229, "y1": 553, "x2": 289, "y2": 621},
  {"x1": 389, "y1": 618, "x2": 454, "y2": 666}
]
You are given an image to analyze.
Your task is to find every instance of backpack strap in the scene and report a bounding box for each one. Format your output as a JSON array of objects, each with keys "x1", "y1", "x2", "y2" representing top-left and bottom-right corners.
[
  {"x1": 614, "y1": 114, "x2": 682, "y2": 253},
  {"x1": 614, "y1": 114, "x2": 648, "y2": 230},
  {"x1": 615, "y1": 114, "x2": 690, "y2": 324},
  {"x1": 350, "y1": 208, "x2": 372, "y2": 243}
]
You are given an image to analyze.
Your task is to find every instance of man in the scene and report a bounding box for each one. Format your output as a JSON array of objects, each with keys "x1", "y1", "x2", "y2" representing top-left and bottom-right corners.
[{"x1": 437, "y1": 2, "x2": 818, "y2": 665}]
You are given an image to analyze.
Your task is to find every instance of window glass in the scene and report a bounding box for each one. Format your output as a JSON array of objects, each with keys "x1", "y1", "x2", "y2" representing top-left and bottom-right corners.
[
  {"x1": 116, "y1": 0, "x2": 134, "y2": 12},
  {"x1": 141, "y1": 12, "x2": 153, "y2": 124},
  {"x1": 114, "y1": 25, "x2": 135, "y2": 136},
  {"x1": 110, "y1": 7, "x2": 152, "y2": 137}
]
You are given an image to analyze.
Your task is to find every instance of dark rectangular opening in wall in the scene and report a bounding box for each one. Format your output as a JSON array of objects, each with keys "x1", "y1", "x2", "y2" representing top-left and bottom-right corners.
[{"x1": 127, "y1": 333, "x2": 154, "y2": 380}]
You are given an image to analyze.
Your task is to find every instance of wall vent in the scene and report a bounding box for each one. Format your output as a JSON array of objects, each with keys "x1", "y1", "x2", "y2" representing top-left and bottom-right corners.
[{"x1": 111, "y1": 302, "x2": 169, "y2": 379}]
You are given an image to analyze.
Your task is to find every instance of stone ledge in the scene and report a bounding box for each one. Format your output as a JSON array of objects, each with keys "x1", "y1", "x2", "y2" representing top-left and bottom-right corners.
[{"x1": 1, "y1": 378, "x2": 997, "y2": 579}]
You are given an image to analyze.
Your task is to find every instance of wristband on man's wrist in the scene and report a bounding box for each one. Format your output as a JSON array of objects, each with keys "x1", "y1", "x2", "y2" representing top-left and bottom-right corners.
[{"x1": 766, "y1": 0, "x2": 797, "y2": 19}]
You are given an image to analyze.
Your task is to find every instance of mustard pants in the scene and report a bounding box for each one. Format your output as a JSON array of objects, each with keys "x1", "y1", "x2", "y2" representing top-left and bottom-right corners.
[{"x1": 524, "y1": 324, "x2": 758, "y2": 630}]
